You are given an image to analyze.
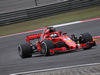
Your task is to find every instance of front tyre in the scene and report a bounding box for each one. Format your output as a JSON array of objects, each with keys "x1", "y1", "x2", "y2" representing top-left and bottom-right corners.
[
  {"x1": 79, "y1": 33, "x2": 93, "y2": 50},
  {"x1": 18, "y1": 43, "x2": 32, "y2": 58},
  {"x1": 41, "y1": 40, "x2": 54, "y2": 56}
]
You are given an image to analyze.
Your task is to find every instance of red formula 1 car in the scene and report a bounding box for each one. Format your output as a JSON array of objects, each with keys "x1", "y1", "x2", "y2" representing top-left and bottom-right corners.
[{"x1": 18, "y1": 27, "x2": 96, "y2": 58}]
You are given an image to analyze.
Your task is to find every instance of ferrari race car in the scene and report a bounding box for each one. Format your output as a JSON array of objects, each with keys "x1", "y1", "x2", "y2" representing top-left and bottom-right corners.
[{"x1": 18, "y1": 27, "x2": 96, "y2": 58}]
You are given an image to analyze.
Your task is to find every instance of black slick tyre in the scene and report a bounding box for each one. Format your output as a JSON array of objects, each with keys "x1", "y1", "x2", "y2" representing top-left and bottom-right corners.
[
  {"x1": 18, "y1": 43, "x2": 32, "y2": 58},
  {"x1": 41, "y1": 40, "x2": 54, "y2": 56},
  {"x1": 79, "y1": 33, "x2": 93, "y2": 50}
]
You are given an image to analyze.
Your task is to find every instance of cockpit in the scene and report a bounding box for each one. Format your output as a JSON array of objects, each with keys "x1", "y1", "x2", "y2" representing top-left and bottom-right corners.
[{"x1": 40, "y1": 27, "x2": 59, "y2": 40}]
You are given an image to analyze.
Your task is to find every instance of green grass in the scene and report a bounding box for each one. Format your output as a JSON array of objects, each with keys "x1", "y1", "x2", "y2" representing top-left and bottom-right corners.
[{"x1": 0, "y1": 6, "x2": 100, "y2": 36}]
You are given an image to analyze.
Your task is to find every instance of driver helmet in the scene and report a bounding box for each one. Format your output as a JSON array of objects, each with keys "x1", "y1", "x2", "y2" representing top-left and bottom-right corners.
[{"x1": 51, "y1": 33, "x2": 58, "y2": 38}]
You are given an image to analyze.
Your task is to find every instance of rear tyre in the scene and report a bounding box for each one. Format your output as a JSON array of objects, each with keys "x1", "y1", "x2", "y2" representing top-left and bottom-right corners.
[
  {"x1": 18, "y1": 43, "x2": 32, "y2": 58},
  {"x1": 41, "y1": 40, "x2": 54, "y2": 56},
  {"x1": 79, "y1": 33, "x2": 93, "y2": 50}
]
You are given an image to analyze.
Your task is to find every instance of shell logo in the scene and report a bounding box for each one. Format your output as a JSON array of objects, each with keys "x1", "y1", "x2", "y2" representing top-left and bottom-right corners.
[{"x1": 68, "y1": 40, "x2": 71, "y2": 42}]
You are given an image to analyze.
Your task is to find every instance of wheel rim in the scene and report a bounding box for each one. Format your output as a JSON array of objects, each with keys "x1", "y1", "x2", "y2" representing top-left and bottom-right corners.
[
  {"x1": 79, "y1": 35, "x2": 85, "y2": 43},
  {"x1": 18, "y1": 45, "x2": 22, "y2": 57},
  {"x1": 41, "y1": 43, "x2": 46, "y2": 55}
]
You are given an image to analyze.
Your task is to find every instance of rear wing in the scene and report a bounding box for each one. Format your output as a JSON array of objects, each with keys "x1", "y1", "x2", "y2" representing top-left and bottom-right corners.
[{"x1": 26, "y1": 33, "x2": 42, "y2": 43}]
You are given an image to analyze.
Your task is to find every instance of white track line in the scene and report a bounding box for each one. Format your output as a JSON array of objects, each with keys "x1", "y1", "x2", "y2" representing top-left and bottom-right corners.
[
  {"x1": 10, "y1": 63, "x2": 100, "y2": 75},
  {"x1": 53, "y1": 21, "x2": 82, "y2": 27},
  {"x1": 0, "y1": 21, "x2": 82, "y2": 39}
]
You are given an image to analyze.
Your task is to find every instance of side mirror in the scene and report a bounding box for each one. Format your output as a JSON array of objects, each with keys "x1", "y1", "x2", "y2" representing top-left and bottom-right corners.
[
  {"x1": 63, "y1": 32, "x2": 67, "y2": 35},
  {"x1": 58, "y1": 31, "x2": 62, "y2": 35}
]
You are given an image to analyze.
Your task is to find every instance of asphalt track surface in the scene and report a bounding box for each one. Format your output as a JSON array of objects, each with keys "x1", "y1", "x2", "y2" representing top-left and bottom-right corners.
[{"x1": 0, "y1": 19, "x2": 100, "y2": 75}]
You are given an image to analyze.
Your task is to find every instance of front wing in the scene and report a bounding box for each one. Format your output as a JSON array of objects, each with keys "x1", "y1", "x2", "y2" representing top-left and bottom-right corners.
[{"x1": 49, "y1": 41, "x2": 96, "y2": 54}]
